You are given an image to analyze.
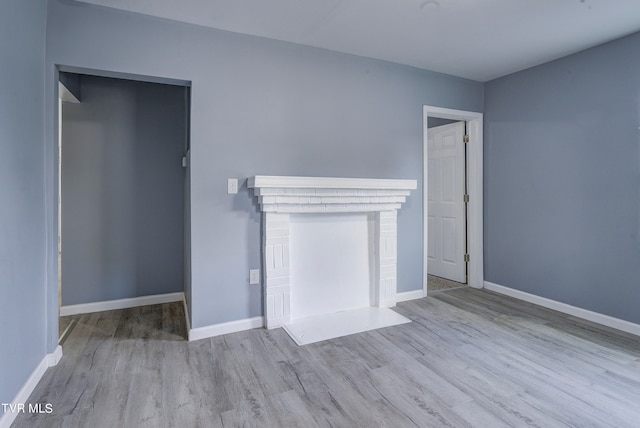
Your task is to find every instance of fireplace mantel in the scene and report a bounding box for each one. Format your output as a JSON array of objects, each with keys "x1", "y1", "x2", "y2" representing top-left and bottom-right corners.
[
  {"x1": 248, "y1": 176, "x2": 417, "y2": 343},
  {"x1": 248, "y1": 175, "x2": 417, "y2": 214}
]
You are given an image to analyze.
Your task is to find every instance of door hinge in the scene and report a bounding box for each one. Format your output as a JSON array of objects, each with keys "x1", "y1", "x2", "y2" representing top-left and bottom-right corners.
[
  {"x1": 464, "y1": 194, "x2": 469, "y2": 203},
  {"x1": 463, "y1": 134, "x2": 469, "y2": 143},
  {"x1": 464, "y1": 253, "x2": 470, "y2": 263}
]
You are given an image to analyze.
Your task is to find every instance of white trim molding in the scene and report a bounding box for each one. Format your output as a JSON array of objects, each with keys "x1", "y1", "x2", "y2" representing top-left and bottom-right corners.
[
  {"x1": 182, "y1": 295, "x2": 191, "y2": 334},
  {"x1": 186, "y1": 288, "x2": 425, "y2": 342},
  {"x1": 0, "y1": 346, "x2": 62, "y2": 428},
  {"x1": 248, "y1": 176, "x2": 417, "y2": 330},
  {"x1": 484, "y1": 281, "x2": 640, "y2": 337},
  {"x1": 248, "y1": 175, "x2": 417, "y2": 191},
  {"x1": 396, "y1": 289, "x2": 426, "y2": 302},
  {"x1": 188, "y1": 317, "x2": 264, "y2": 342},
  {"x1": 423, "y1": 106, "x2": 483, "y2": 294},
  {"x1": 47, "y1": 345, "x2": 63, "y2": 366},
  {"x1": 248, "y1": 175, "x2": 417, "y2": 214},
  {"x1": 59, "y1": 292, "x2": 184, "y2": 316}
]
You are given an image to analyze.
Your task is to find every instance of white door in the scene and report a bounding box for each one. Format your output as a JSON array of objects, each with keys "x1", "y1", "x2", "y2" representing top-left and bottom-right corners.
[{"x1": 427, "y1": 121, "x2": 466, "y2": 283}]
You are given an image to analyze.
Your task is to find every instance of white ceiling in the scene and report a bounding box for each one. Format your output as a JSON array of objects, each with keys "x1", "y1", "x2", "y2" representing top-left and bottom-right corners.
[{"x1": 75, "y1": 0, "x2": 640, "y2": 82}]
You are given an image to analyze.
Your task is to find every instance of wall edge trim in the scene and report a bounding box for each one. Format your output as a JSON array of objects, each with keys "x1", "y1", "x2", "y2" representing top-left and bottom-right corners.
[
  {"x1": 0, "y1": 346, "x2": 63, "y2": 428},
  {"x1": 484, "y1": 281, "x2": 640, "y2": 337},
  {"x1": 182, "y1": 294, "x2": 191, "y2": 333},
  {"x1": 396, "y1": 289, "x2": 425, "y2": 302},
  {"x1": 187, "y1": 288, "x2": 425, "y2": 342},
  {"x1": 59, "y1": 292, "x2": 184, "y2": 316},
  {"x1": 188, "y1": 317, "x2": 264, "y2": 342}
]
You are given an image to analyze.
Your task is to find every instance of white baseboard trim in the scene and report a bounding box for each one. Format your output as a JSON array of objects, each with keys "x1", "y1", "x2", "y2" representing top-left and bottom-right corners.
[
  {"x1": 484, "y1": 281, "x2": 640, "y2": 337},
  {"x1": 0, "y1": 345, "x2": 62, "y2": 428},
  {"x1": 186, "y1": 292, "x2": 426, "y2": 341},
  {"x1": 47, "y1": 345, "x2": 63, "y2": 366},
  {"x1": 182, "y1": 295, "x2": 191, "y2": 333},
  {"x1": 188, "y1": 316, "x2": 264, "y2": 342},
  {"x1": 60, "y1": 292, "x2": 184, "y2": 316},
  {"x1": 396, "y1": 289, "x2": 426, "y2": 302}
]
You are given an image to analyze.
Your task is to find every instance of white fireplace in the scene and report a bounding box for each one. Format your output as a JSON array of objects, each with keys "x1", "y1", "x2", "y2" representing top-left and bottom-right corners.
[{"x1": 248, "y1": 175, "x2": 417, "y2": 345}]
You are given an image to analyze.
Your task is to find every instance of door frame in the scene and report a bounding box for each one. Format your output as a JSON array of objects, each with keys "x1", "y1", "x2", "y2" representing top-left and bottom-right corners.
[
  {"x1": 423, "y1": 105, "x2": 483, "y2": 295},
  {"x1": 47, "y1": 65, "x2": 192, "y2": 352}
]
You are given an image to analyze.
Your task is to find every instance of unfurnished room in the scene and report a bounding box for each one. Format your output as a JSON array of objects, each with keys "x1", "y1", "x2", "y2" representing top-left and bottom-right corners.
[{"x1": 1, "y1": 0, "x2": 640, "y2": 427}]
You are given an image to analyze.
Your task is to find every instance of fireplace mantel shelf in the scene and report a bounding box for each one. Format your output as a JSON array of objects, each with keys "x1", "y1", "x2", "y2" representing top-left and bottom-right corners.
[{"x1": 248, "y1": 175, "x2": 417, "y2": 214}]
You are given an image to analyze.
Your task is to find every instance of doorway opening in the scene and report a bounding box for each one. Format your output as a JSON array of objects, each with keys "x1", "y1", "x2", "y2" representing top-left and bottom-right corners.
[
  {"x1": 56, "y1": 70, "x2": 191, "y2": 343},
  {"x1": 426, "y1": 119, "x2": 467, "y2": 292},
  {"x1": 423, "y1": 106, "x2": 483, "y2": 296}
]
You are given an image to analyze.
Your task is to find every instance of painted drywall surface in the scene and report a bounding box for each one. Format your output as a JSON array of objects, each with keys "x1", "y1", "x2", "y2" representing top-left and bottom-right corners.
[
  {"x1": 0, "y1": 0, "x2": 47, "y2": 407},
  {"x1": 59, "y1": 71, "x2": 81, "y2": 100},
  {"x1": 46, "y1": 0, "x2": 484, "y2": 328},
  {"x1": 61, "y1": 75, "x2": 186, "y2": 305},
  {"x1": 484, "y1": 31, "x2": 640, "y2": 324},
  {"x1": 427, "y1": 117, "x2": 459, "y2": 128}
]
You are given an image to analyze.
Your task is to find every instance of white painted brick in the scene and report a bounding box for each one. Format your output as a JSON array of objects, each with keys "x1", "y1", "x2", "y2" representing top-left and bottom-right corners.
[
  {"x1": 301, "y1": 204, "x2": 322, "y2": 212},
  {"x1": 318, "y1": 197, "x2": 349, "y2": 204},
  {"x1": 379, "y1": 265, "x2": 397, "y2": 279},
  {"x1": 283, "y1": 296, "x2": 290, "y2": 321},
  {"x1": 273, "y1": 296, "x2": 284, "y2": 320},
  {"x1": 266, "y1": 276, "x2": 289, "y2": 287},
  {"x1": 315, "y1": 189, "x2": 338, "y2": 196},
  {"x1": 265, "y1": 245, "x2": 274, "y2": 270},
  {"x1": 260, "y1": 196, "x2": 277, "y2": 204},
  {"x1": 282, "y1": 243, "x2": 290, "y2": 268},
  {"x1": 266, "y1": 295, "x2": 275, "y2": 318},
  {"x1": 274, "y1": 293, "x2": 285, "y2": 317},
  {"x1": 267, "y1": 270, "x2": 288, "y2": 281},
  {"x1": 265, "y1": 220, "x2": 289, "y2": 230},
  {"x1": 323, "y1": 205, "x2": 342, "y2": 213},
  {"x1": 376, "y1": 204, "x2": 397, "y2": 211},
  {"x1": 266, "y1": 212, "x2": 289, "y2": 222},
  {"x1": 379, "y1": 210, "x2": 397, "y2": 220},
  {"x1": 267, "y1": 227, "x2": 289, "y2": 238},
  {"x1": 285, "y1": 188, "x2": 316, "y2": 195},
  {"x1": 336, "y1": 189, "x2": 359, "y2": 196},
  {"x1": 370, "y1": 196, "x2": 404, "y2": 203},
  {"x1": 375, "y1": 190, "x2": 410, "y2": 196},
  {"x1": 380, "y1": 223, "x2": 396, "y2": 232},
  {"x1": 265, "y1": 283, "x2": 290, "y2": 294},
  {"x1": 379, "y1": 218, "x2": 396, "y2": 227},
  {"x1": 274, "y1": 244, "x2": 284, "y2": 269},
  {"x1": 253, "y1": 176, "x2": 416, "y2": 327},
  {"x1": 255, "y1": 188, "x2": 282, "y2": 196},
  {"x1": 265, "y1": 236, "x2": 288, "y2": 248},
  {"x1": 276, "y1": 196, "x2": 309, "y2": 204}
]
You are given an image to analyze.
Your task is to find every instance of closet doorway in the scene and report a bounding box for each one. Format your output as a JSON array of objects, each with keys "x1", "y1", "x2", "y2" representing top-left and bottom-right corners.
[
  {"x1": 423, "y1": 106, "x2": 483, "y2": 296},
  {"x1": 57, "y1": 72, "x2": 190, "y2": 341}
]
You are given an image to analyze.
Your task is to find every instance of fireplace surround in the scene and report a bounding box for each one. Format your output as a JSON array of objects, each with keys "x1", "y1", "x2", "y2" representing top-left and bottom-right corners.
[{"x1": 248, "y1": 175, "x2": 417, "y2": 344}]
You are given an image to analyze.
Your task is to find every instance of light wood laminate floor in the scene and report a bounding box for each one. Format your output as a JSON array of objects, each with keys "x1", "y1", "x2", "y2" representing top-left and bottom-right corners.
[
  {"x1": 14, "y1": 288, "x2": 640, "y2": 427},
  {"x1": 427, "y1": 275, "x2": 466, "y2": 292}
]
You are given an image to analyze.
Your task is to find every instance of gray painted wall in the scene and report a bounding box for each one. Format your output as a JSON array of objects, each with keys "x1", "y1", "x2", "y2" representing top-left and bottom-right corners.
[
  {"x1": 484, "y1": 31, "x2": 640, "y2": 324},
  {"x1": 59, "y1": 71, "x2": 81, "y2": 100},
  {"x1": 427, "y1": 117, "x2": 459, "y2": 128},
  {"x1": 0, "y1": 0, "x2": 48, "y2": 408},
  {"x1": 61, "y1": 75, "x2": 186, "y2": 305},
  {"x1": 46, "y1": 0, "x2": 483, "y2": 328}
]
